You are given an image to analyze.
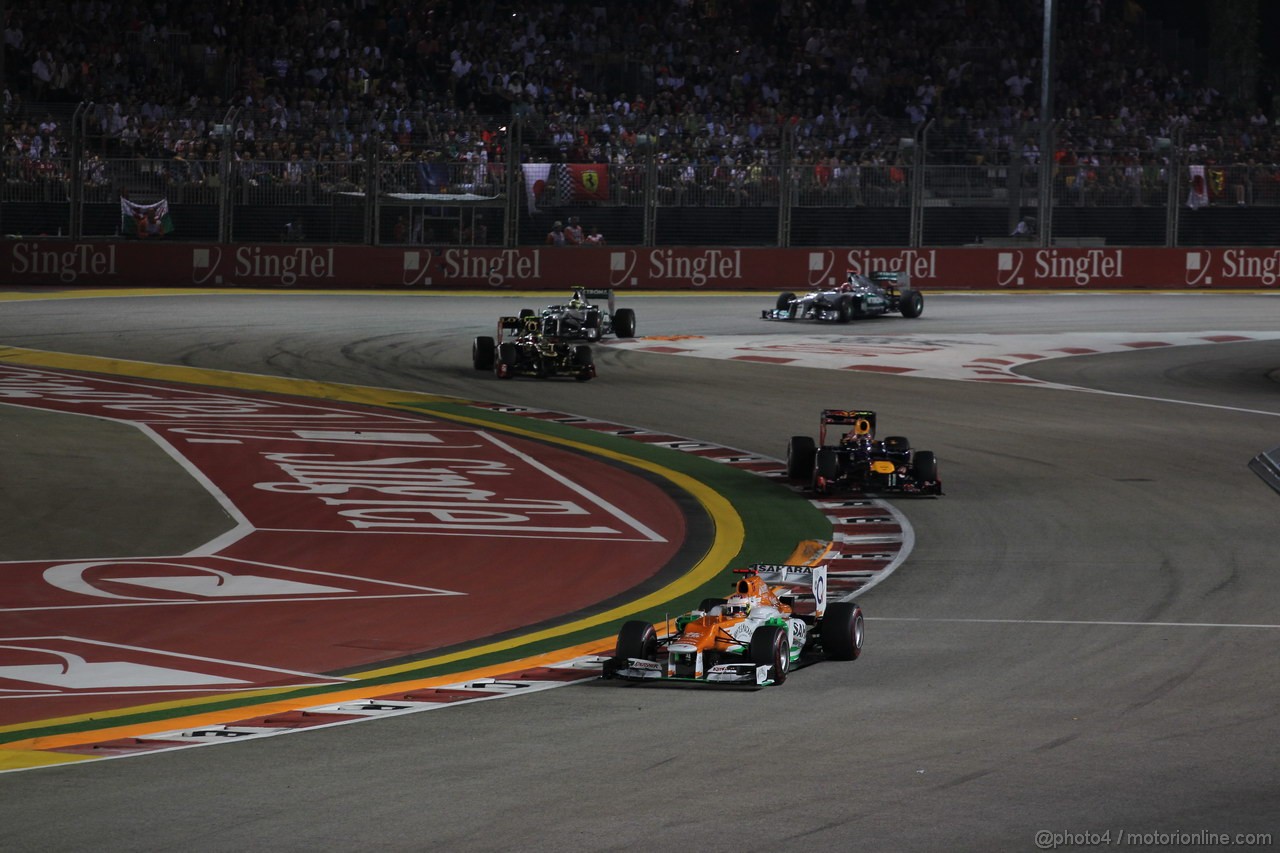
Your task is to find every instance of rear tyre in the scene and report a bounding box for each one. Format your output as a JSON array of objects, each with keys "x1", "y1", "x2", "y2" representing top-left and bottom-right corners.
[
  {"x1": 820, "y1": 602, "x2": 864, "y2": 660},
  {"x1": 787, "y1": 436, "x2": 817, "y2": 479},
  {"x1": 612, "y1": 308, "x2": 637, "y2": 338},
  {"x1": 912, "y1": 450, "x2": 938, "y2": 482},
  {"x1": 697, "y1": 597, "x2": 727, "y2": 613},
  {"x1": 616, "y1": 620, "x2": 658, "y2": 661},
  {"x1": 750, "y1": 624, "x2": 789, "y2": 684},
  {"x1": 518, "y1": 308, "x2": 536, "y2": 320},
  {"x1": 472, "y1": 336, "x2": 495, "y2": 370},
  {"x1": 900, "y1": 290, "x2": 924, "y2": 318}
]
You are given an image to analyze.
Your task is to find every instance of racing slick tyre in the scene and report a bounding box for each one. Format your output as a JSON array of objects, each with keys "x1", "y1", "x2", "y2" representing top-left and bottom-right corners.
[
  {"x1": 775, "y1": 291, "x2": 796, "y2": 311},
  {"x1": 573, "y1": 345, "x2": 594, "y2": 381},
  {"x1": 472, "y1": 336, "x2": 496, "y2": 370},
  {"x1": 787, "y1": 435, "x2": 817, "y2": 480},
  {"x1": 912, "y1": 450, "x2": 938, "y2": 482},
  {"x1": 820, "y1": 602, "x2": 864, "y2": 660},
  {"x1": 584, "y1": 312, "x2": 603, "y2": 341},
  {"x1": 496, "y1": 342, "x2": 518, "y2": 379},
  {"x1": 813, "y1": 448, "x2": 840, "y2": 493},
  {"x1": 750, "y1": 624, "x2": 789, "y2": 684},
  {"x1": 837, "y1": 295, "x2": 853, "y2": 323},
  {"x1": 900, "y1": 290, "x2": 925, "y2": 318},
  {"x1": 616, "y1": 620, "x2": 658, "y2": 661},
  {"x1": 697, "y1": 597, "x2": 726, "y2": 613},
  {"x1": 612, "y1": 308, "x2": 637, "y2": 338},
  {"x1": 519, "y1": 308, "x2": 536, "y2": 320}
]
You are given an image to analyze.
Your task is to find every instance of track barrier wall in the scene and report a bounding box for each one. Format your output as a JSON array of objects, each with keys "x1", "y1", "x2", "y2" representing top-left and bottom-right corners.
[{"x1": 4, "y1": 241, "x2": 1279, "y2": 290}]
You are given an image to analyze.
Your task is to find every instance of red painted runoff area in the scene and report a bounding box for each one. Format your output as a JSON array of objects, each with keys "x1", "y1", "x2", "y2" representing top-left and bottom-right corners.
[{"x1": 0, "y1": 365, "x2": 684, "y2": 726}]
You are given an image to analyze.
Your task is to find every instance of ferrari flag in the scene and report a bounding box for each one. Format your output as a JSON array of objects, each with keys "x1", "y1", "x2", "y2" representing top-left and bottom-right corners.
[{"x1": 564, "y1": 164, "x2": 609, "y2": 201}]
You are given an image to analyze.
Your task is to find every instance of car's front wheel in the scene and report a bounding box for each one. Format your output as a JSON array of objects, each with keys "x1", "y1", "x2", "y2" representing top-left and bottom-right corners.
[
  {"x1": 616, "y1": 620, "x2": 658, "y2": 660},
  {"x1": 912, "y1": 450, "x2": 938, "y2": 482},
  {"x1": 787, "y1": 435, "x2": 817, "y2": 479},
  {"x1": 472, "y1": 336, "x2": 495, "y2": 370},
  {"x1": 496, "y1": 342, "x2": 518, "y2": 379},
  {"x1": 750, "y1": 624, "x2": 789, "y2": 684},
  {"x1": 814, "y1": 448, "x2": 840, "y2": 493},
  {"x1": 612, "y1": 308, "x2": 637, "y2": 338}
]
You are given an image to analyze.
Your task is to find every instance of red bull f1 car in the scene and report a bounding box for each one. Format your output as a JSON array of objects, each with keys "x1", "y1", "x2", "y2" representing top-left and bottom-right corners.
[
  {"x1": 472, "y1": 315, "x2": 595, "y2": 380},
  {"x1": 763, "y1": 271, "x2": 924, "y2": 322},
  {"x1": 787, "y1": 409, "x2": 942, "y2": 496},
  {"x1": 601, "y1": 564, "x2": 864, "y2": 687}
]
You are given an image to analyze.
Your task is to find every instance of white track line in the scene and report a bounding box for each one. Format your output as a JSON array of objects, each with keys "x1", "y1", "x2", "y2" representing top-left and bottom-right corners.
[{"x1": 870, "y1": 617, "x2": 1280, "y2": 629}]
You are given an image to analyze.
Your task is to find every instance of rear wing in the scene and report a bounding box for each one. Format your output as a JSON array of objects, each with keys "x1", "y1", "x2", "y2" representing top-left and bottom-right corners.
[
  {"x1": 819, "y1": 409, "x2": 876, "y2": 446},
  {"x1": 869, "y1": 270, "x2": 913, "y2": 291},
  {"x1": 820, "y1": 409, "x2": 877, "y2": 429},
  {"x1": 579, "y1": 287, "x2": 616, "y2": 313},
  {"x1": 749, "y1": 563, "x2": 828, "y2": 618}
]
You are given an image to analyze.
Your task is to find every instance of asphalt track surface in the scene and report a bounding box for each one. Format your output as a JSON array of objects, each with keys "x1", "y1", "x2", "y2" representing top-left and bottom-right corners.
[{"x1": 1, "y1": 290, "x2": 1278, "y2": 852}]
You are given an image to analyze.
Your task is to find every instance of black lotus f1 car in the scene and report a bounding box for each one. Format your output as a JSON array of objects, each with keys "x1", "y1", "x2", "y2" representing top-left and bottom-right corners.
[
  {"x1": 472, "y1": 315, "x2": 595, "y2": 381},
  {"x1": 763, "y1": 271, "x2": 924, "y2": 322},
  {"x1": 786, "y1": 409, "x2": 942, "y2": 496}
]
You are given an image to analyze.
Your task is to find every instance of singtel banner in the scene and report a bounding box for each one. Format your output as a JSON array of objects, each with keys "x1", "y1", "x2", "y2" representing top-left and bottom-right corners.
[{"x1": 5, "y1": 241, "x2": 1278, "y2": 290}]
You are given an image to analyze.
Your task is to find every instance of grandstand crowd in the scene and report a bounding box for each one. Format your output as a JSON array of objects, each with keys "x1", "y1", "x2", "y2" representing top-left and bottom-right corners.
[{"x1": 2, "y1": 0, "x2": 1275, "y2": 196}]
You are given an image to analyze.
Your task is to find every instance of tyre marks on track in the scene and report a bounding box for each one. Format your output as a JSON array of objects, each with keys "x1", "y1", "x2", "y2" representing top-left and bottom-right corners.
[{"x1": 606, "y1": 331, "x2": 1280, "y2": 384}]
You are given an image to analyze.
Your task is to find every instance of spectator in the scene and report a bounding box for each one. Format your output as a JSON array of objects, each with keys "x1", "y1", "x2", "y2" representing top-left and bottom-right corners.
[
  {"x1": 546, "y1": 220, "x2": 565, "y2": 246},
  {"x1": 564, "y1": 216, "x2": 584, "y2": 246}
]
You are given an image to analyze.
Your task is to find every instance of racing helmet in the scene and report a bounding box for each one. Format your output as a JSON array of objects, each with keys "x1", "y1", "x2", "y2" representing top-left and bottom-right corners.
[
  {"x1": 842, "y1": 417, "x2": 874, "y2": 446},
  {"x1": 569, "y1": 289, "x2": 587, "y2": 309},
  {"x1": 721, "y1": 594, "x2": 752, "y2": 618}
]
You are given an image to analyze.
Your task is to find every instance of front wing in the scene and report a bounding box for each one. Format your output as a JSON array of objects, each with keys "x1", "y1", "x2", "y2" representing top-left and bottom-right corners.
[{"x1": 601, "y1": 656, "x2": 780, "y2": 687}]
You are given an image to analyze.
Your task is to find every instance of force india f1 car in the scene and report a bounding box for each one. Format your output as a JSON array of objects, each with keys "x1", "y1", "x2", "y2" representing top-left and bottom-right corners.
[
  {"x1": 601, "y1": 564, "x2": 863, "y2": 687},
  {"x1": 529, "y1": 288, "x2": 637, "y2": 342},
  {"x1": 472, "y1": 315, "x2": 595, "y2": 381},
  {"x1": 763, "y1": 271, "x2": 924, "y2": 322},
  {"x1": 787, "y1": 409, "x2": 942, "y2": 496}
]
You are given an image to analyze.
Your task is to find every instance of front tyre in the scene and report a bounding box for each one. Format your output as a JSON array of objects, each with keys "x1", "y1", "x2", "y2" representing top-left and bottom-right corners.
[
  {"x1": 814, "y1": 447, "x2": 840, "y2": 493},
  {"x1": 787, "y1": 435, "x2": 817, "y2": 479},
  {"x1": 496, "y1": 342, "x2": 518, "y2": 379},
  {"x1": 472, "y1": 336, "x2": 496, "y2": 370},
  {"x1": 912, "y1": 450, "x2": 938, "y2": 482},
  {"x1": 820, "y1": 602, "x2": 864, "y2": 660},
  {"x1": 775, "y1": 291, "x2": 796, "y2": 311},
  {"x1": 612, "y1": 308, "x2": 637, "y2": 338},
  {"x1": 573, "y1": 345, "x2": 595, "y2": 381},
  {"x1": 616, "y1": 620, "x2": 658, "y2": 661},
  {"x1": 750, "y1": 624, "x2": 789, "y2": 684}
]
